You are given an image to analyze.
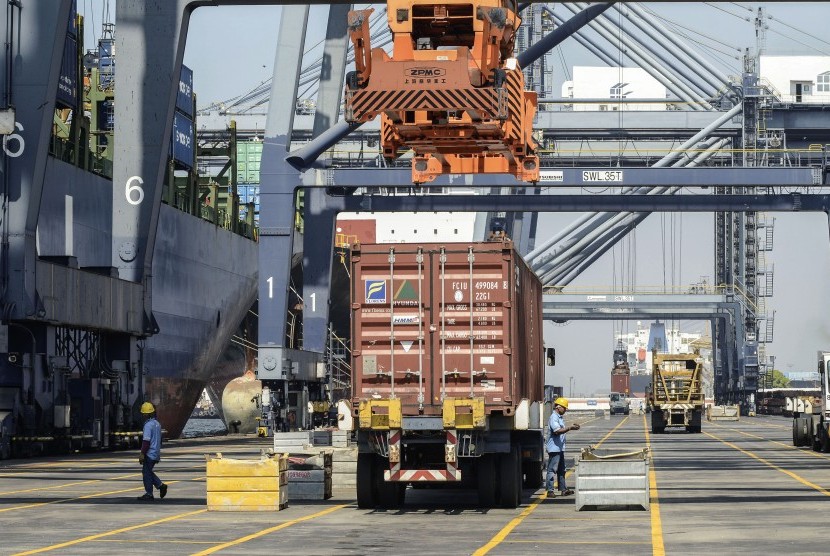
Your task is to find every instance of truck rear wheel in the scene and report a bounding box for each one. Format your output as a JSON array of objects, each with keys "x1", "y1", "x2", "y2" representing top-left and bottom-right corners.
[
  {"x1": 356, "y1": 453, "x2": 377, "y2": 509},
  {"x1": 373, "y1": 456, "x2": 404, "y2": 509},
  {"x1": 522, "y1": 460, "x2": 543, "y2": 489},
  {"x1": 821, "y1": 428, "x2": 830, "y2": 453},
  {"x1": 794, "y1": 417, "x2": 811, "y2": 447},
  {"x1": 377, "y1": 478, "x2": 404, "y2": 509},
  {"x1": 498, "y1": 446, "x2": 520, "y2": 509},
  {"x1": 477, "y1": 454, "x2": 497, "y2": 507}
]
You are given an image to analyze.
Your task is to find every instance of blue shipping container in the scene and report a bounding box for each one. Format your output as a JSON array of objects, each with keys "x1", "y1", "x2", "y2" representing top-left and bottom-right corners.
[
  {"x1": 172, "y1": 112, "x2": 194, "y2": 168},
  {"x1": 98, "y1": 57, "x2": 115, "y2": 90},
  {"x1": 56, "y1": 35, "x2": 78, "y2": 108},
  {"x1": 238, "y1": 184, "x2": 260, "y2": 204},
  {"x1": 176, "y1": 65, "x2": 194, "y2": 117},
  {"x1": 67, "y1": 0, "x2": 78, "y2": 37}
]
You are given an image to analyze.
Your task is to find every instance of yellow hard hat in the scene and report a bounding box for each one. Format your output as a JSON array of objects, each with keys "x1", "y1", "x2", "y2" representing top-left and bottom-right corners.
[
  {"x1": 140, "y1": 402, "x2": 156, "y2": 414},
  {"x1": 554, "y1": 397, "x2": 569, "y2": 409}
]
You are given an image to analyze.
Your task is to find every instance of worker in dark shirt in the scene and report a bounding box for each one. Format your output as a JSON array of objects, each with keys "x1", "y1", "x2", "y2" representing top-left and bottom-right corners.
[{"x1": 137, "y1": 402, "x2": 168, "y2": 501}]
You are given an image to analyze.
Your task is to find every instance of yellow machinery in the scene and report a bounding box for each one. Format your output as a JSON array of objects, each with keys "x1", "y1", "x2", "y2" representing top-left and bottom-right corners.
[
  {"x1": 648, "y1": 350, "x2": 705, "y2": 433},
  {"x1": 344, "y1": 0, "x2": 539, "y2": 184}
]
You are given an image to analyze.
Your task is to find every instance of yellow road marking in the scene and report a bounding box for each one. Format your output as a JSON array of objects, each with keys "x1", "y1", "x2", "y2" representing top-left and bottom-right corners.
[
  {"x1": 0, "y1": 459, "x2": 128, "y2": 474},
  {"x1": 505, "y1": 539, "x2": 652, "y2": 545},
  {"x1": 643, "y1": 415, "x2": 665, "y2": 556},
  {"x1": 11, "y1": 509, "x2": 208, "y2": 555},
  {"x1": 472, "y1": 416, "x2": 630, "y2": 556},
  {"x1": 709, "y1": 422, "x2": 830, "y2": 461},
  {"x1": 191, "y1": 504, "x2": 351, "y2": 555},
  {"x1": 704, "y1": 431, "x2": 830, "y2": 496},
  {"x1": 0, "y1": 472, "x2": 141, "y2": 496},
  {"x1": 90, "y1": 539, "x2": 218, "y2": 545},
  {"x1": 0, "y1": 471, "x2": 204, "y2": 513}
]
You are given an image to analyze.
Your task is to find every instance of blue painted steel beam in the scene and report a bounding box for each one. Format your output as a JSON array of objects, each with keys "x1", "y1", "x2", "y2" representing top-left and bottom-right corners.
[
  {"x1": 330, "y1": 192, "x2": 830, "y2": 213},
  {"x1": 0, "y1": 1, "x2": 71, "y2": 320},
  {"x1": 317, "y1": 166, "x2": 819, "y2": 187}
]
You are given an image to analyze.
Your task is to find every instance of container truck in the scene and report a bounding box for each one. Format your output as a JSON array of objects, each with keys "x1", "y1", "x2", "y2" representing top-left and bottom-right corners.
[
  {"x1": 647, "y1": 350, "x2": 704, "y2": 433},
  {"x1": 792, "y1": 351, "x2": 830, "y2": 451},
  {"x1": 611, "y1": 348, "x2": 631, "y2": 395},
  {"x1": 339, "y1": 238, "x2": 545, "y2": 508}
]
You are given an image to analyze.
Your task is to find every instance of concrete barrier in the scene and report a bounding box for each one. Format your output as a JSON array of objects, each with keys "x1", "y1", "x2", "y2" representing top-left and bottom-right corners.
[
  {"x1": 273, "y1": 431, "x2": 313, "y2": 452},
  {"x1": 286, "y1": 468, "x2": 332, "y2": 500},
  {"x1": 575, "y1": 446, "x2": 649, "y2": 511},
  {"x1": 707, "y1": 405, "x2": 740, "y2": 421},
  {"x1": 205, "y1": 452, "x2": 288, "y2": 511},
  {"x1": 331, "y1": 447, "x2": 358, "y2": 493}
]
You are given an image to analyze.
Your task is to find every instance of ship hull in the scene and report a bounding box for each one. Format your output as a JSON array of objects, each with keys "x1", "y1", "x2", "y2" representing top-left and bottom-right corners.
[{"x1": 143, "y1": 204, "x2": 258, "y2": 438}]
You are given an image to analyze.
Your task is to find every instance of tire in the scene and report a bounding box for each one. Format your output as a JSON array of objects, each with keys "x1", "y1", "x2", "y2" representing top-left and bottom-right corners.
[
  {"x1": 498, "y1": 445, "x2": 520, "y2": 509},
  {"x1": 821, "y1": 428, "x2": 830, "y2": 453},
  {"x1": 376, "y1": 455, "x2": 404, "y2": 509},
  {"x1": 377, "y1": 479, "x2": 404, "y2": 509},
  {"x1": 356, "y1": 453, "x2": 377, "y2": 509},
  {"x1": 522, "y1": 460, "x2": 544, "y2": 489},
  {"x1": 792, "y1": 421, "x2": 800, "y2": 447},
  {"x1": 477, "y1": 454, "x2": 498, "y2": 507}
]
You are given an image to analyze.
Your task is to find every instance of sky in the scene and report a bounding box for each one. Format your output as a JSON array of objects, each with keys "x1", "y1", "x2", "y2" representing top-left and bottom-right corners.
[{"x1": 80, "y1": 2, "x2": 830, "y2": 395}]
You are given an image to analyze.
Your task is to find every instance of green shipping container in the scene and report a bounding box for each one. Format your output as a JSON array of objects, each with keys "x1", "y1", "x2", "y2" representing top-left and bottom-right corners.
[{"x1": 237, "y1": 141, "x2": 263, "y2": 183}]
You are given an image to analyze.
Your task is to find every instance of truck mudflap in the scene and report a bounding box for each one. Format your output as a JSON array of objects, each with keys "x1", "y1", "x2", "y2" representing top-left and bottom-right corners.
[{"x1": 383, "y1": 429, "x2": 462, "y2": 482}]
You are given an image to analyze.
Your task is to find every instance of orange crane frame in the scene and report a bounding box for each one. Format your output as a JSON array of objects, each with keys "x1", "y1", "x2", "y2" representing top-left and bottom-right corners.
[{"x1": 344, "y1": 0, "x2": 539, "y2": 184}]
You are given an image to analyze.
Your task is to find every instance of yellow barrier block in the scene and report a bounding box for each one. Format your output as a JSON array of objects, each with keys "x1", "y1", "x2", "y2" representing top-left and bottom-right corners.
[
  {"x1": 442, "y1": 397, "x2": 486, "y2": 429},
  {"x1": 206, "y1": 490, "x2": 288, "y2": 512},
  {"x1": 358, "y1": 399, "x2": 402, "y2": 430},
  {"x1": 205, "y1": 453, "x2": 288, "y2": 511},
  {"x1": 206, "y1": 475, "x2": 287, "y2": 492},
  {"x1": 205, "y1": 452, "x2": 288, "y2": 477}
]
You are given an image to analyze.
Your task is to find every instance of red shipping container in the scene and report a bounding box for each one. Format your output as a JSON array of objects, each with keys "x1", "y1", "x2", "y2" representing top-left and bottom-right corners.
[
  {"x1": 350, "y1": 239, "x2": 543, "y2": 416},
  {"x1": 611, "y1": 373, "x2": 630, "y2": 395}
]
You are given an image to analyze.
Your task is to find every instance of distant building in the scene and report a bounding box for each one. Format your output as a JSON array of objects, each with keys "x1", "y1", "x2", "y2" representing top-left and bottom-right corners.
[
  {"x1": 760, "y1": 56, "x2": 830, "y2": 104},
  {"x1": 785, "y1": 371, "x2": 820, "y2": 381},
  {"x1": 561, "y1": 66, "x2": 668, "y2": 111}
]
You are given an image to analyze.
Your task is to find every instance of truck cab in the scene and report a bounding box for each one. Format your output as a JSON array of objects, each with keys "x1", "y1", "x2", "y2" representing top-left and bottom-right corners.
[{"x1": 609, "y1": 392, "x2": 630, "y2": 415}]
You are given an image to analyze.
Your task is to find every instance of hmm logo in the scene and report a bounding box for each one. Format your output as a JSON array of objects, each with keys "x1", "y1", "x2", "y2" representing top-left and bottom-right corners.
[
  {"x1": 365, "y1": 280, "x2": 386, "y2": 304},
  {"x1": 406, "y1": 67, "x2": 446, "y2": 78}
]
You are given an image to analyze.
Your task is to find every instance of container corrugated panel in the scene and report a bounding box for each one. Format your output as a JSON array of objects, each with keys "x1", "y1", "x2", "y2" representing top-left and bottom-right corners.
[
  {"x1": 237, "y1": 142, "x2": 263, "y2": 183},
  {"x1": 351, "y1": 239, "x2": 543, "y2": 416},
  {"x1": 611, "y1": 374, "x2": 630, "y2": 395}
]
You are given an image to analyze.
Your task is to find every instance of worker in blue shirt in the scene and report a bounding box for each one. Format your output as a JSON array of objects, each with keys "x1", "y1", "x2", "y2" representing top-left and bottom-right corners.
[
  {"x1": 137, "y1": 402, "x2": 168, "y2": 501},
  {"x1": 546, "y1": 397, "x2": 579, "y2": 497}
]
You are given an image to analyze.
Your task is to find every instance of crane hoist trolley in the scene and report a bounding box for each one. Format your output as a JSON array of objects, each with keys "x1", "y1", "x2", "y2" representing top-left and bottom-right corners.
[{"x1": 343, "y1": 0, "x2": 539, "y2": 184}]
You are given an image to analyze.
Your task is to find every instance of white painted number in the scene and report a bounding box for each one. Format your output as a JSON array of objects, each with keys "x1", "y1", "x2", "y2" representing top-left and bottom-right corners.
[
  {"x1": 266, "y1": 276, "x2": 274, "y2": 299},
  {"x1": 3, "y1": 122, "x2": 24, "y2": 158},
  {"x1": 309, "y1": 292, "x2": 316, "y2": 312},
  {"x1": 125, "y1": 176, "x2": 144, "y2": 205}
]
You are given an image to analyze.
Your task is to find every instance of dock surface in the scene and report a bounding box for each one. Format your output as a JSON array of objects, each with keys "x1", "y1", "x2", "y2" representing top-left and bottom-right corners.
[{"x1": 1, "y1": 415, "x2": 823, "y2": 555}]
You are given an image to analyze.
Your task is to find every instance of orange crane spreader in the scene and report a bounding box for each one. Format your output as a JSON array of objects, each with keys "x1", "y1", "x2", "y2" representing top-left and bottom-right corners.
[{"x1": 343, "y1": 0, "x2": 539, "y2": 184}]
